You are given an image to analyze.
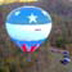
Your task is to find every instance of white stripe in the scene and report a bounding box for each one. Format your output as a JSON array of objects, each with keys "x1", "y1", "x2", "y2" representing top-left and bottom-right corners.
[
  {"x1": 6, "y1": 23, "x2": 52, "y2": 41},
  {"x1": 32, "y1": 44, "x2": 40, "y2": 51}
]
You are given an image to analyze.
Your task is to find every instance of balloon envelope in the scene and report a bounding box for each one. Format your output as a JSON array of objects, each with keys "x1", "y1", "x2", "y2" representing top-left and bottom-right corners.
[{"x1": 5, "y1": 6, "x2": 52, "y2": 52}]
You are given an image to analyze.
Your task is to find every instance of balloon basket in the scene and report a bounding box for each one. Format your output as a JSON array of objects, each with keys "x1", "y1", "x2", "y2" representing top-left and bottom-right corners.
[
  {"x1": 18, "y1": 48, "x2": 41, "y2": 67},
  {"x1": 24, "y1": 49, "x2": 40, "y2": 62}
]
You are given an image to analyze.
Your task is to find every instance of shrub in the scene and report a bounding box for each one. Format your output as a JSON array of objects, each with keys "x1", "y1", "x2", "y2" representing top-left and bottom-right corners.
[{"x1": 56, "y1": 37, "x2": 66, "y2": 48}]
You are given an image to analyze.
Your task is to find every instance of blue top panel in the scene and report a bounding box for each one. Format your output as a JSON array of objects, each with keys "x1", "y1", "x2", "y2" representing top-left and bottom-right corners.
[{"x1": 6, "y1": 6, "x2": 52, "y2": 25}]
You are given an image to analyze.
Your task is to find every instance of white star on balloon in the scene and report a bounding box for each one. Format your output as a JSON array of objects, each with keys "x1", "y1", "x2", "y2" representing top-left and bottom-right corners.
[{"x1": 28, "y1": 13, "x2": 38, "y2": 23}]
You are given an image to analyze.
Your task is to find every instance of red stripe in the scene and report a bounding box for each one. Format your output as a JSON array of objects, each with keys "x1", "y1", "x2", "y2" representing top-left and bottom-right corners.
[
  {"x1": 31, "y1": 44, "x2": 38, "y2": 52},
  {"x1": 22, "y1": 44, "x2": 27, "y2": 52}
]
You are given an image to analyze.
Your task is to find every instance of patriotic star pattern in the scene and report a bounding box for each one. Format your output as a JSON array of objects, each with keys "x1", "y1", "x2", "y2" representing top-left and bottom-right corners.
[
  {"x1": 7, "y1": 6, "x2": 51, "y2": 24},
  {"x1": 6, "y1": 6, "x2": 52, "y2": 52}
]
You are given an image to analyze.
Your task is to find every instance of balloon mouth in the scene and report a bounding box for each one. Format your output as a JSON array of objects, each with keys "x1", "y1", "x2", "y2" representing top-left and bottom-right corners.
[{"x1": 22, "y1": 44, "x2": 40, "y2": 53}]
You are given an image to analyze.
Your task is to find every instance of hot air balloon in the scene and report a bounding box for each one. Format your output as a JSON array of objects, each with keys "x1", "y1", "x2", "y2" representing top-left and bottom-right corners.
[{"x1": 5, "y1": 6, "x2": 52, "y2": 53}]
